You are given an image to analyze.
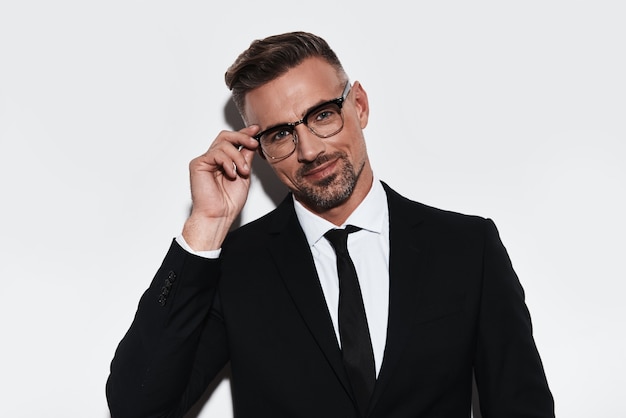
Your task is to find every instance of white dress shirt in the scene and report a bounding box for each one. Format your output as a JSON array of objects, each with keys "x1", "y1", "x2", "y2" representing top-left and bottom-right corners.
[
  {"x1": 292, "y1": 179, "x2": 390, "y2": 376},
  {"x1": 177, "y1": 179, "x2": 390, "y2": 376}
]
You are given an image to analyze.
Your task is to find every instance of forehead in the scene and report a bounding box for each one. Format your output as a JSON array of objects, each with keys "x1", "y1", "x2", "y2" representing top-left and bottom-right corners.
[{"x1": 243, "y1": 57, "x2": 344, "y2": 127}]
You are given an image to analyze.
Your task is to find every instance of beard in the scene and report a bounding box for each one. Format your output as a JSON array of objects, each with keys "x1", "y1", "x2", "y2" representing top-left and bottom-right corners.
[{"x1": 291, "y1": 152, "x2": 363, "y2": 211}]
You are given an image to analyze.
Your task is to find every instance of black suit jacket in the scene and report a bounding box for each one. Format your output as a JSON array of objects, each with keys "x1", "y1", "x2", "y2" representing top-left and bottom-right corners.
[{"x1": 107, "y1": 182, "x2": 554, "y2": 417}]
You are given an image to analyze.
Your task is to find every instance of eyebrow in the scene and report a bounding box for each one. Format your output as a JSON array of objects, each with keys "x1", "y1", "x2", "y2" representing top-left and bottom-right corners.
[{"x1": 259, "y1": 96, "x2": 337, "y2": 132}]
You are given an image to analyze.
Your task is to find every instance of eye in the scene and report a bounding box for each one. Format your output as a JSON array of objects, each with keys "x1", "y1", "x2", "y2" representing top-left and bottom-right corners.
[
  {"x1": 310, "y1": 104, "x2": 340, "y2": 125},
  {"x1": 265, "y1": 128, "x2": 292, "y2": 143}
]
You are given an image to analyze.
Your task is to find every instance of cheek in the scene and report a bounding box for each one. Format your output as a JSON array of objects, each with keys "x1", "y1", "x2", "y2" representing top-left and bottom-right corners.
[
  {"x1": 270, "y1": 163, "x2": 299, "y2": 187},
  {"x1": 346, "y1": 131, "x2": 368, "y2": 161}
]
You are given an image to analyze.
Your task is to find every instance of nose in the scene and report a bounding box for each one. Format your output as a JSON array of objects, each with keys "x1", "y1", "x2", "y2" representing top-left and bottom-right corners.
[{"x1": 295, "y1": 125, "x2": 325, "y2": 162}]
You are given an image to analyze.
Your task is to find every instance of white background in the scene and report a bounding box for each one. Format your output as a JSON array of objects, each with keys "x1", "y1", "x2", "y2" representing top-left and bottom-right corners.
[{"x1": 1, "y1": 1, "x2": 624, "y2": 417}]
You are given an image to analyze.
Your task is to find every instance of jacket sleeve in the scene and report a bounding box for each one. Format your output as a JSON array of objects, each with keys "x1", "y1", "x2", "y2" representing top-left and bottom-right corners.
[
  {"x1": 474, "y1": 219, "x2": 555, "y2": 417},
  {"x1": 106, "y1": 239, "x2": 230, "y2": 418}
]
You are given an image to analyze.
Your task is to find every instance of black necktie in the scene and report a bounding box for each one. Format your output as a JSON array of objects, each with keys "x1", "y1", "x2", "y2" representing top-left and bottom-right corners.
[{"x1": 324, "y1": 225, "x2": 375, "y2": 416}]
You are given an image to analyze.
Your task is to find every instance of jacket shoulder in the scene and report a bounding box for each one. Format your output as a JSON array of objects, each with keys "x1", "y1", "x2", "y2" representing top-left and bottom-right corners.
[{"x1": 382, "y1": 182, "x2": 490, "y2": 230}]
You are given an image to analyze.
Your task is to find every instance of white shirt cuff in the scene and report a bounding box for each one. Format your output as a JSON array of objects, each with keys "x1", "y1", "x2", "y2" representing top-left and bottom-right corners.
[{"x1": 175, "y1": 235, "x2": 222, "y2": 259}]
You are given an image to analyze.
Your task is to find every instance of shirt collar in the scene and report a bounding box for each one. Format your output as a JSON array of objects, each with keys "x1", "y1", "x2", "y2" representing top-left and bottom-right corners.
[{"x1": 293, "y1": 178, "x2": 388, "y2": 247}]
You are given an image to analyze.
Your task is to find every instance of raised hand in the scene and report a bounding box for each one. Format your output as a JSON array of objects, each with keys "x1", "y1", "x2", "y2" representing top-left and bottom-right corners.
[{"x1": 182, "y1": 125, "x2": 260, "y2": 251}]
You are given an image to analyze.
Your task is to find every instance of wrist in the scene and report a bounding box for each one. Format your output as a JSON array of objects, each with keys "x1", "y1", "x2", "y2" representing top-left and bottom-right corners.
[{"x1": 181, "y1": 214, "x2": 231, "y2": 251}]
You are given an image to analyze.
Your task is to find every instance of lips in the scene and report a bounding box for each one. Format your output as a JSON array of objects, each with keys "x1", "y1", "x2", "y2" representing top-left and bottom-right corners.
[{"x1": 301, "y1": 158, "x2": 339, "y2": 180}]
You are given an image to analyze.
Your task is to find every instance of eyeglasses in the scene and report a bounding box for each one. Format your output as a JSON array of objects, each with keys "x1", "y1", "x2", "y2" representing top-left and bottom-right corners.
[{"x1": 253, "y1": 81, "x2": 351, "y2": 161}]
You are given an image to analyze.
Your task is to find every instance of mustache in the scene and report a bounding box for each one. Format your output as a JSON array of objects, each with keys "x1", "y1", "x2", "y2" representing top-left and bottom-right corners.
[{"x1": 298, "y1": 152, "x2": 345, "y2": 177}]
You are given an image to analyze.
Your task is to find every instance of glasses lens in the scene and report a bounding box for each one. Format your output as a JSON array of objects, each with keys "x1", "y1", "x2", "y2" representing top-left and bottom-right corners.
[
  {"x1": 259, "y1": 99, "x2": 345, "y2": 160},
  {"x1": 306, "y1": 102, "x2": 344, "y2": 138},
  {"x1": 260, "y1": 126, "x2": 296, "y2": 159}
]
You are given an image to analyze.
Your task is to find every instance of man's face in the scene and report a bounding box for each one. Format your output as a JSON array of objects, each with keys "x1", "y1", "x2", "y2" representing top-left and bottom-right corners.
[{"x1": 243, "y1": 57, "x2": 372, "y2": 217}]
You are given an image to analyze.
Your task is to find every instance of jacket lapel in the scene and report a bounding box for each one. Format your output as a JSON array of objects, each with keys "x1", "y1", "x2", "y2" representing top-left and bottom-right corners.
[
  {"x1": 267, "y1": 196, "x2": 355, "y2": 399},
  {"x1": 266, "y1": 185, "x2": 429, "y2": 414},
  {"x1": 368, "y1": 183, "x2": 428, "y2": 413}
]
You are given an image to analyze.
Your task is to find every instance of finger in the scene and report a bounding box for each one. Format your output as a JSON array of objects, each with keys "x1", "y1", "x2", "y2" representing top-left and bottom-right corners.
[
  {"x1": 235, "y1": 125, "x2": 261, "y2": 152},
  {"x1": 196, "y1": 126, "x2": 261, "y2": 178},
  {"x1": 230, "y1": 147, "x2": 257, "y2": 177},
  {"x1": 210, "y1": 126, "x2": 258, "y2": 154},
  {"x1": 210, "y1": 140, "x2": 251, "y2": 178},
  {"x1": 210, "y1": 148, "x2": 241, "y2": 179},
  {"x1": 225, "y1": 126, "x2": 260, "y2": 176}
]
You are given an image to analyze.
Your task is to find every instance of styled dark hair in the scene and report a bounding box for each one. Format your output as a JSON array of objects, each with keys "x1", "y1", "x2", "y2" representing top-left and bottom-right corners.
[{"x1": 225, "y1": 31, "x2": 347, "y2": 116}]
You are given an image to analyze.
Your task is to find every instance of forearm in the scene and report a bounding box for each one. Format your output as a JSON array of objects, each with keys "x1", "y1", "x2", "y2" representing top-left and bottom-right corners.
[{"x1": 106, "y1": 239, "x2": 222, "y2": 417}]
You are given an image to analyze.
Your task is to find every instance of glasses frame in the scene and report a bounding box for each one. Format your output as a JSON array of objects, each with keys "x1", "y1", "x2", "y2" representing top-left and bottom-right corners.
[{"x1": 253, "y1": 81, "x2": 352, "y2": 161}]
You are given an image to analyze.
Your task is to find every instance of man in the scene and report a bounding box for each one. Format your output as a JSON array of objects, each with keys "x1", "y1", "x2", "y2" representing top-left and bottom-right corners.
[{"x1": 106, "y1": 31, "x2": 554, "y2": 417}]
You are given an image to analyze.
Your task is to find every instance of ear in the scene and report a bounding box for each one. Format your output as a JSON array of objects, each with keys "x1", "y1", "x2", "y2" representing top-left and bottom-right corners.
[{"x1": 351, "y1": 81, "x2": 369, "y2": 129}]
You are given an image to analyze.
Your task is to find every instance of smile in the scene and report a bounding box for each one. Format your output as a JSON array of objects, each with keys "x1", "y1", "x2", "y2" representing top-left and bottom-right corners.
[{"x1": 301, "y1": 158, "x2": 339, "y2": 181}]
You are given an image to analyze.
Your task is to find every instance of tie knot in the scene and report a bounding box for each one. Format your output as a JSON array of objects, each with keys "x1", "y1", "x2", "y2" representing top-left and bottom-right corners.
[{"x1": 324, "y1": 225, "x2": 361, "y2": 254}]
